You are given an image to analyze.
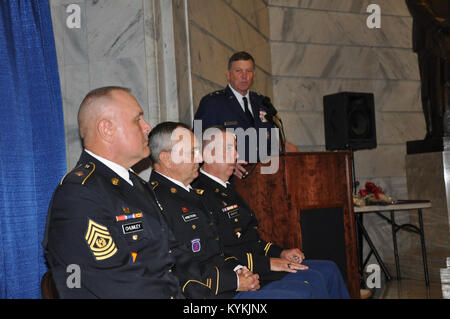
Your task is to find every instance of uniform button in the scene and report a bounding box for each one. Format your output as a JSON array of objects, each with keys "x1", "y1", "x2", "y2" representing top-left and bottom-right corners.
[
  {"x1": 304, "y1": 281, "x2": 309, "y2": 285},
  {"x1": 234, "y1": 218, "x2": 238, "y2": 223},
  {"x1": 168, "y1": 250, "x2": 172, "y2": 254},
  {"x1": 170, "y1": 296, "x2": 174, "y2": 299},
  {"x1": 192, "y1": 225, "x2": 196, "y2": 230},
  {"x1": 215, "y1": 236, "x2": 220, "y2": 241},
  {"x1": 168, "y1": 269, "x2": 172, "y2": 273}
]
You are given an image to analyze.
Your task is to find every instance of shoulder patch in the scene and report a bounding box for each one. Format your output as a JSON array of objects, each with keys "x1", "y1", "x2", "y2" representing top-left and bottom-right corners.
[
  {"x1": 250, "y1": 91, "x2": 262, "y2": 98},
  {"x1": 209, "y1": 89, "x2": 225, "y2": 97},
  {"x1": 60, "y1": 162, "x2": 96, "y2": 186}
]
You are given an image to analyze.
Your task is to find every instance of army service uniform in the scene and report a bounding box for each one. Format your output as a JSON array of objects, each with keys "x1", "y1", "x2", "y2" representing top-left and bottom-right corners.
[
  {"x1": 150, "y1": 170, "x2": 315, "y2": 299},
  {"x1": 42, "y1": 151, "x2": 183, "y2": 298},
  {"x1": 193, "y1": 171, "x2": 350, "y2": 299},
  {"x1": 150, "y1": 170, "x2": 241, "y2": 298}
]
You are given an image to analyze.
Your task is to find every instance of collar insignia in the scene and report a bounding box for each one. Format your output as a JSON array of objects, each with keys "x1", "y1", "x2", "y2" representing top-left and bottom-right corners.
[{"x1": 195, "y1": 188, "x2": 204, "y2": 195}]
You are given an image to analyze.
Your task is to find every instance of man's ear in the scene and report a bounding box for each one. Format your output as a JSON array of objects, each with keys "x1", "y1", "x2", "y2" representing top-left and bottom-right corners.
[
  {"x1": 208, "y1": 147, "x2": 216, "y2": 163},
  {"x1": 97, "y1": 119, "x2": 115, "y2": 143},
  {"x1": 159, "y1": 151, "x2": 172, "y2": 169},
  {"x1": 226, "y1": 70, "x2": 231, "y2": 82}
]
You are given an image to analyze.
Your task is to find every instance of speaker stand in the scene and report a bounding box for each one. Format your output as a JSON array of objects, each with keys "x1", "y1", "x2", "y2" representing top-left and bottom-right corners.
[{"x1": 350, "y1": 150, "x2": 360, "y2": 195}]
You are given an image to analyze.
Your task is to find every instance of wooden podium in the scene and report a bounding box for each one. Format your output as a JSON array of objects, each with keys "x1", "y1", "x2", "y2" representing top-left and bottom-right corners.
[{"x1": 234, "y1": 152, "x2": 360, "y2": 299}]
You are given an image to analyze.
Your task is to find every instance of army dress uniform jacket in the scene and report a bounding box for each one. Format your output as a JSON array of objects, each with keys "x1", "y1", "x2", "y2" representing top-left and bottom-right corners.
[
  {"x1": 43, "y1": 151, "x2": 183, "y2": 298},
  {"x1": 194, "y1": 86, "x2": 278, "y2": 163},
  {"x1": 150, "y1": 170, "x2": 242, "y2": 299},
  {"x1": 193, "y1": 172, "x2": 285, "y2": 283}
]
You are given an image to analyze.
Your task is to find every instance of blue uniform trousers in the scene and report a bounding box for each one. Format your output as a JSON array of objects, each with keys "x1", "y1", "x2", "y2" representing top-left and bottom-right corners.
[
  {"x1": 233, "y1": 279, "x2": 313, "y2": 299},
  {"x1": 233, "y1": 260, "x2": 349, "y2": 299},
  {"x1": 280, "y1": 260, "x2": 350, "y2": 299}
]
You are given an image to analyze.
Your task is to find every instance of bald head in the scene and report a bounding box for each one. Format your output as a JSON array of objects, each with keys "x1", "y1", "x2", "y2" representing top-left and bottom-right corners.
[
  {"x1": 77, "y1": 86, "x2": 152, "y2": 168},
  {"x1": 78, "y1": 86, "x2": 131, "y2": 143}
]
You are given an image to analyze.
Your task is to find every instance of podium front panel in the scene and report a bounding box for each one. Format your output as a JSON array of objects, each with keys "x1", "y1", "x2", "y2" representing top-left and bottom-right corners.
[
  {"x1": 300, "y1": 207, "x2": 348, "y2": 282},
  {"x1": 234, "y1": 152, "x2": 360, "y2": 299}
]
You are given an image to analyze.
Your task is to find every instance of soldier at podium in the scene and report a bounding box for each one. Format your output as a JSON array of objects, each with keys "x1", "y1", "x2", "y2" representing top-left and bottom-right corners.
[
  {"x1": 194, "y1": 51, "x2": 298, "y2": 179},
  {"x1": 192, "y1": 125, "x2": 350, "y2": 299}
]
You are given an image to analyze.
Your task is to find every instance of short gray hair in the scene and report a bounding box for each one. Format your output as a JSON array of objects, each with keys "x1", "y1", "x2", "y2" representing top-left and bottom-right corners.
[{"x1": 148, "y1": 122, "x2": 191, "y2": 164}]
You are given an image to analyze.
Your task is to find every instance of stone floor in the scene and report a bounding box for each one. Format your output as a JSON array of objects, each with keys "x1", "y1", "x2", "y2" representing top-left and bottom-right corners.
[{"x1": 371, "y1": 279, "x2": 443, "y2": 299}]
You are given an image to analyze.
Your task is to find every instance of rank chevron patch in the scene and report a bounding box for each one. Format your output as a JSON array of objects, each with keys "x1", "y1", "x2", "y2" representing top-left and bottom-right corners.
[{"x1": 85, "y1": 219, "x2": 118, "y2": 261}]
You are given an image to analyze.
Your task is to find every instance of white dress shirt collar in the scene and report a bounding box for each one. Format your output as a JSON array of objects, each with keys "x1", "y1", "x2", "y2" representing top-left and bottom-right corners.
[
  {"x1": 154, "y1": 170, "x2": 193, "y2": 192},
  {"x1": 85, "y1": 149, "x2": 133, "y2": 186},
  {"x1": 228, "y1": 84, "x2": 252, "y2": 116},
  {"x1": 199, "y1": 168, "x2": 229, "y2": 189}
]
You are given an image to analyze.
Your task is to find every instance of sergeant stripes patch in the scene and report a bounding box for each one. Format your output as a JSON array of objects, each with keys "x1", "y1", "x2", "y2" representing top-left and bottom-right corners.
[{"x1": 85, "y1": 219, "x2": 118, "y2": 261}]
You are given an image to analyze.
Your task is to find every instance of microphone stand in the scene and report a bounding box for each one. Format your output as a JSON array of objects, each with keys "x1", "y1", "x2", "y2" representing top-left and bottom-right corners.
[
  {"x1": 272, "y1": 115, "x2": 286, "y2": 154},
  {"x1": 262, "y1": 96, "x2": 287, "y2": 154}
]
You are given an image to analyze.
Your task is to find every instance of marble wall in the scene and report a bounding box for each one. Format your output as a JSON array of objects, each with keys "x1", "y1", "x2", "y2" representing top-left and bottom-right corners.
[
  {"x1": 267, "y1": 0, "x2": 425, "y2": 272},
  {"x1": 49, "y1": 0, "x2": 423, "y2": 194},
  {"x1": 176, "y1": 0, "x2": 273, "y2": 114},
  {"x1": 51, "y1": 0, "x2": 273, "y2": 172},
  {"x1": 49, "y1": 0, "x2": 180, "y2": 180}
]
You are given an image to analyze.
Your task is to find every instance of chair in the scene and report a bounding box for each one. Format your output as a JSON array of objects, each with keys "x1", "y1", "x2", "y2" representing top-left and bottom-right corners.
[{"x1": 41, "y1": 271, "x2": 59, "y2": 299}]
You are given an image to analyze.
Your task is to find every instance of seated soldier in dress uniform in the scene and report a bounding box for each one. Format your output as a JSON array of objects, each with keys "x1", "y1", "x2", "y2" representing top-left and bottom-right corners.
[
  {"x1": 148, "y1": 122, "x2": 329, "y2": 299},
  {"x1": 192, "y1": 125, "x2": 350, "y2": 299},
  {"x1": 42, "y1": 87, "x2": 183, "y2": 298}
]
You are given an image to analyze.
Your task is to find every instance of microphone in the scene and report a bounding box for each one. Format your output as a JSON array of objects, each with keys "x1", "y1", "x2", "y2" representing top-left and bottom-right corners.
[
  {"x1": 261, "y1": 96, "x2": 286, "y2": 153},
  {"x1": 261, "y1": 96, "x2": 278, "y2": 119}
]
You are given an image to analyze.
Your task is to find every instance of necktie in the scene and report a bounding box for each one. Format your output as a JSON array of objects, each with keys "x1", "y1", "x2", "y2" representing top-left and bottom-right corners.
[
  {"x1": 242, "y1": 97, "x2": 254, "y2": 126},
  {"x1": 129, "y1": 171, "x2": 147, "y2": 194}
]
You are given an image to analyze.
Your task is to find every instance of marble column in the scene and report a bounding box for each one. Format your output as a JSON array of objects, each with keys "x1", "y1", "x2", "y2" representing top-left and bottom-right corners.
[{"x1": 406, "y1": 150, "x2": 450, "y2": 281}]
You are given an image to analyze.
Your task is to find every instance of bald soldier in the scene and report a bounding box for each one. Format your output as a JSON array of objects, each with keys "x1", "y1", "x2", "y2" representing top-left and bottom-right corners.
[{"x1": 43, "y1": 86, "x2": 183, "y2": 298}]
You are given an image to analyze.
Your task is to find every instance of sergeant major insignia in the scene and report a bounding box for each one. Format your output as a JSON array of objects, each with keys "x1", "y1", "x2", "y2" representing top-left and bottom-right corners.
[{"x1": 85, "y1": 219, "x2": 118, "y2": 261}]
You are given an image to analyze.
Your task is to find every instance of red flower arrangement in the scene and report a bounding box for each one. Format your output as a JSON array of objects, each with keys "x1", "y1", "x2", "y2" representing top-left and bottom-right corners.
[
  {"x1": 359, "y1": 182, "x2": 385, "y2": 200},
  {"x1": 354, "y1": 182, "x2": 396, "y2": 206}
]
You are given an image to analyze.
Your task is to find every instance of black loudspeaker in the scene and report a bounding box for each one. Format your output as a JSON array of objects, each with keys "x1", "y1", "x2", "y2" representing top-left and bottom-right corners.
[{"x1": 323, "y1": 92, "x2": 377, "y2": 151}]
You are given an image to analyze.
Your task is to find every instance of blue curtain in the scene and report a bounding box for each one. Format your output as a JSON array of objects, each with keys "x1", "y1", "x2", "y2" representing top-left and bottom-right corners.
[{"x1": 0, "y1": 0, "x2": 66, "y2": 298}]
